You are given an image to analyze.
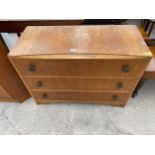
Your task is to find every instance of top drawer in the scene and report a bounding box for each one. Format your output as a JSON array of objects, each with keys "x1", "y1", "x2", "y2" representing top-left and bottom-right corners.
[{"x1": 11, "y1": 58, "x2": 149, "y2": 77}]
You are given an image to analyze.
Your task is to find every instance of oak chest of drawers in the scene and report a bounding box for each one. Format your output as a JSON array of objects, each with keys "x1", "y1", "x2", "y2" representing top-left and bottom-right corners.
[
  {"x1": 0, "y1": 39, "x2": 30, "y2": 102},
  {"x1": 9, "y1": 25, "x2": 152, "y2": 106}
]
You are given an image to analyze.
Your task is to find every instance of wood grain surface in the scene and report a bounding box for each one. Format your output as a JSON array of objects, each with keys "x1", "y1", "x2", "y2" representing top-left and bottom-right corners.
[
  {"x1": 9, "y1": 25, "x2": 152, "y2": 106},
  {"x1": 24, "y1": 77, "x2": 138, "y2": 92},
  {"x1": 9, "y1": 25, "x2": 152, "y2": 57},
  {"x1": 0, "y1": 40, "x2": 30, "y2": 102},
  {"x1": 32, "y1": 91, "x2": 130, "y2": 105},
  {"x1": 11, "y1": 58, "x2": 150, "y2": 77}
]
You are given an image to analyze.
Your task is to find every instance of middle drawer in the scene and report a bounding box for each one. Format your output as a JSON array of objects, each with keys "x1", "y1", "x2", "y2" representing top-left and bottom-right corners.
[{"x1": 24, "y1": 77, "x2": 137, "y2": 92}]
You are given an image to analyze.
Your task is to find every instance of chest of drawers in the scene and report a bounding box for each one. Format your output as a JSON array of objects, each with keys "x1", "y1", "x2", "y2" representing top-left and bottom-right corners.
[
  {"x1": 9, "y1": 25, "x2": 152, "y2": 106},
  {"x1": 0, "y1": 39, "x2": 30, "y2": 102}
]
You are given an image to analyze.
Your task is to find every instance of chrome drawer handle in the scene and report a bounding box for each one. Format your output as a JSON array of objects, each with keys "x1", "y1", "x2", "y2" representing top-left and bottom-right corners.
[
  {"x1": 112, "y1": 95, "x2": 118, "y2": 101},
  {"x1": 42, "y1": 93, "x2": 48, "y2": 99},
  {"x1": 116, "y1": 82, "x2": 123, "y2": 89},
  {"x1": 122, "y1": 65, "x2": 130, "y2": 73},
  {"x1": 28, "y1": 64, "x2": 36, "y2": 72},
  {"x1": 36, "y1": 81, "x2": 43, "y2": 87}
]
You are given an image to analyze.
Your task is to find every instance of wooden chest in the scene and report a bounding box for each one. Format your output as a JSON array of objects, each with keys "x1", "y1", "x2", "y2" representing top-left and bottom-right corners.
[
  {"x1": 8, "y1": 25, "x2": 152, "y2": 106},
  {"x1": 0, "y1": 39, "x2": 30, "y2": 102}
]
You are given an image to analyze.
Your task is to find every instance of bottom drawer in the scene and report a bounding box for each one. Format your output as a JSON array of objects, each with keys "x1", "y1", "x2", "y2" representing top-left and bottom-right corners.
[{"x1": 32, "y1": 91, "x2": 130, "y2": 106}]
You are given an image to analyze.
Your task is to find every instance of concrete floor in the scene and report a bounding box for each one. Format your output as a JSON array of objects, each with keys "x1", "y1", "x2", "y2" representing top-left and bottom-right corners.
[{"x1": 0, "y1": 80, "x2": 155, "y2": 135}]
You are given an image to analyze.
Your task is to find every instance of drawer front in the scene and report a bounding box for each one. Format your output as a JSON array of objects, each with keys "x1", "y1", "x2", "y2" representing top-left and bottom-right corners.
[
  {"x1": 32, "y1": 91, "x2": 130, "y2": 104},
  {"x1": 0, "y1": 86, "x2": 11, "y2": 98},
  {"x1": 25, "y1": 77, "x2": 137, "y2": 92},
  {"x1": 12, "y1": 59, "x2": 149, "y2": 77}
]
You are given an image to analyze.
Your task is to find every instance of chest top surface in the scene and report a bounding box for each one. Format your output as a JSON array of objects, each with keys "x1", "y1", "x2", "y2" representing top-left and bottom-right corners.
[{"x1": 9, "y1": 25, "x2": 152, "y2": 58}]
